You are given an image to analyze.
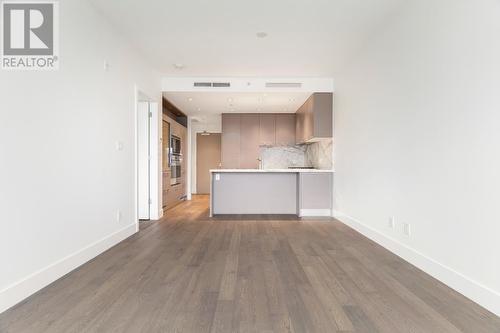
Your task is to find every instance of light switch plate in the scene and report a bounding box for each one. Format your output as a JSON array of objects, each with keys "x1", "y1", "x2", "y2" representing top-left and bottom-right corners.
[{"x1": 215, "y1": 174, "x2": 220, "y2": 181}]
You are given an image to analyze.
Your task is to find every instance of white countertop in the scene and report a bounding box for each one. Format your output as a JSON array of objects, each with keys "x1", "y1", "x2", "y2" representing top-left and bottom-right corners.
[{"x1": 210, "y1": 169, "x2": 334, "y2": 173}]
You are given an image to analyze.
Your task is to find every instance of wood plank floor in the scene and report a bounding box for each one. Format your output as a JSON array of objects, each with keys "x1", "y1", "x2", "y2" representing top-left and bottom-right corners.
[{"x1": 1, "y1": 195, "x2": 499, "y2": 332}]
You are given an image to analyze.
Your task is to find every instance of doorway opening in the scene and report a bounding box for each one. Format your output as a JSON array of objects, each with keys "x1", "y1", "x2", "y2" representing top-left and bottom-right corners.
[{"x1": 196, "y1": 132, "x2": 221, "y2": 194}]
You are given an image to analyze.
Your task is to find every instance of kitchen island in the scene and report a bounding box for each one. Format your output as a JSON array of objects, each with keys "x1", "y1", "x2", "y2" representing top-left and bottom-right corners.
[{"x1": 210, "y1": 169, "x2": 334, "y2": 217}]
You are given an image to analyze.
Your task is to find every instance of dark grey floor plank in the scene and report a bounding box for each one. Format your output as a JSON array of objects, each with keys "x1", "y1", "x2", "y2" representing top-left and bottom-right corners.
[{"x1": 1, "y1": 195, "x2": 498, "y2": 333}]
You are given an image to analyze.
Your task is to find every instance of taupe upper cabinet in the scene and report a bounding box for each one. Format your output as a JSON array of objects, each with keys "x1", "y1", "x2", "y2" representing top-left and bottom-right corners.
[
  {"x1": 222, "y1": 113, "x2": 297, "y2": 169},
  {"x1": 275, "y1": 114, "x2": 296, "y2": 145},
  {"x1": 296, "y1": 93, "x2": 333, "y2": 144},
  {"x1": 240, "y1": 114, "x2": 260, "y2": 168},
  {"x1": 259, "y1": 114, "x2": 276, "y2": 146},
  {"x1": 221, "y1": 114, "x2": 240, "y2": 168}
]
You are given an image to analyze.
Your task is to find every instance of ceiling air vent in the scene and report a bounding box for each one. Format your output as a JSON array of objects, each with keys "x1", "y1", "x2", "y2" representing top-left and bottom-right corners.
[
  {"x1": 193, "y1": 82, "x2": 231, "y2": 88},
  {"x1": 193, "y1": 82, "x2": 212, "y2": 87},
  {"x1": 265, "y1": 82, "x2": 302, "y2": 88},
  {"x1": 212, "y1": 82, "x2": 231, "y2": 88}
]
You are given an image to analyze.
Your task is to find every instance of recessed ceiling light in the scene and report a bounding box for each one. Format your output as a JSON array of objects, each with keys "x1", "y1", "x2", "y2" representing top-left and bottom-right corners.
[
  {"x1": 188, "y1": 97, "x2": 193, "y2": 102},
  {"x1": 228, "y1": 97, "x2": 233, "y2": 103},
  {"x1": 256, "y1": 32, "x2": 268, "y2": 38},
  {"x1": 197, "y1": 107, "x2": 201, "y2": 111},
  {"x1": 173, "y1": 63, "x2": 185, "y2": 70},
  {"x1": 263, "y1": 93, "x2": 268, "y2": 97}
]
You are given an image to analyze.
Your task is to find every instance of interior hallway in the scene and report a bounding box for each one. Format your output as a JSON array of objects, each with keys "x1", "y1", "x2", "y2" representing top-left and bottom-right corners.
[{"x1": 1, "y1": 195, "x2": 499, "y2": 333}]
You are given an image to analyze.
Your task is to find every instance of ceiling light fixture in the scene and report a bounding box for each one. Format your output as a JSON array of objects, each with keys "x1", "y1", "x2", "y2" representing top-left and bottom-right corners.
[
  {"x1": 188, "y1": 97, "x2": 193, "y2": 102},
  {"x1": 173, "y1": 63, "x2": 185, "y2": 70},
  {"x1": 256, "y1": 32, "x2": 268, "y2": 38},
  {"x1": 228, "y1": 98, "x2": 233, "y2": 102}
]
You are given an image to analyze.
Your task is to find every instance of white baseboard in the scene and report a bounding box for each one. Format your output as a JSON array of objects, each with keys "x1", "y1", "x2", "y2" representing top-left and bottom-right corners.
[
  {"x1": 300, "y1": 209, "x2": 332, "y2": 217},
  {"x1": 0, "y1": 223, "x2": 137, "y2": 314},
  {"x1": 333, "y1": 211, "x2": 500, "y2": 317}
]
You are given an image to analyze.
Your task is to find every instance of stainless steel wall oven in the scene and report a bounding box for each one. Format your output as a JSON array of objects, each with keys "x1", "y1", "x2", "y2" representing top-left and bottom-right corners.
[{"x1": 169, "y1": 135, "x2": 182, "y2": 185}]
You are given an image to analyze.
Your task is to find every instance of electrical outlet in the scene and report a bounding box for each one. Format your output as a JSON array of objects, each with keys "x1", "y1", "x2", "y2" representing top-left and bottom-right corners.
[
  {"x1": 116, "y1": 141, "x2": 124, "y2": 151},
  {"x1": 403, "y1": 223, "x2": 411, "y2": 237},
  {"x1": 116, "y1": 210, "x2": 122, "y2": 223},
  {"x1": 388, "y1": 216, "x2": 395, "y2": 229}
]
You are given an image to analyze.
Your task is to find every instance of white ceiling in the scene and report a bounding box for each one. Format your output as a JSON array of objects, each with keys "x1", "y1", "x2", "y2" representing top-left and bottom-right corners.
[
  {"x1": 89, "y1": 0, "x2": 403, "y2": 76},
  {"x1": 163, "y1": 92, "x2": 311, "y2": 116}
]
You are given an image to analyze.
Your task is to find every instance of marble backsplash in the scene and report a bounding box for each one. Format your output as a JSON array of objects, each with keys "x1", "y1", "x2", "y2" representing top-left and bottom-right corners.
[
  {"x1": 259, "y1": 145, "x2": 309, "y2": 169},
  {"x1": 305, "y1": 139, "x2": 333, "y2": 170},
  {"x1": 259, "y1": 139, "x2": 333, "y2": 170}
]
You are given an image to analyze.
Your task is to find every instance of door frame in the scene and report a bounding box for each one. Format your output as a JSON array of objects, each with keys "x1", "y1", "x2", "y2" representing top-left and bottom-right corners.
[
  {"x1": 134, "y1": 86, "x2": 160, "y2": 229},
  {"x1": 137, "y1": 99, "x2": 151, "y2": 220}
]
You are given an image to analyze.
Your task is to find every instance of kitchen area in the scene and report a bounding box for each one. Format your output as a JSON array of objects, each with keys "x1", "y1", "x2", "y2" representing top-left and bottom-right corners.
[
  {"x1": 161, "y1": 89, "x2": 334, "y2": 218},
  {"x1": 210, "y1": 92, "x2": 334, "y2": 217}
]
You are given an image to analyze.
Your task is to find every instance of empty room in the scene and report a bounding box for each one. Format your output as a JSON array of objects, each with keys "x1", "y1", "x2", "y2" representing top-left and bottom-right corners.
[{"x1": 1, "y1": 0, "x2": 499, "y2": 332}]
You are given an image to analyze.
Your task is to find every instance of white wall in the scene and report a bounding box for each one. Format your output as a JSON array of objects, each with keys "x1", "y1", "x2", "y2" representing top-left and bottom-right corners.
[
  {"x1": 333, "y1": 0, "x2": 500, "y2": 315},
  {"x1": 189, "y1": 115, "x2": 222, "y2": 194},
  {"x1": 0, "y1": 0, "x2": 160, "y2": 313}
]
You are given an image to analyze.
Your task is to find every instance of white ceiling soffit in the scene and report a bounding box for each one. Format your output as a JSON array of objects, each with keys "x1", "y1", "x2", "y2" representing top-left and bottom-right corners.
[
  {"x1": 162, "y1": 77, "x2": 334, "y2": 93},
  {"x1": 163, "y1": 91, "x2": 312, "y2": 116},
  {"x1": 89, "y1": 0, "x2": 403, "y2": 76}
]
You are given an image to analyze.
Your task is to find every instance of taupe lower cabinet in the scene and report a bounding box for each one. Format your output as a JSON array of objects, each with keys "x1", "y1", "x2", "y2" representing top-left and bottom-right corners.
[
  {"x1": 221, "y1": 113, "x2": 296, "y2": 169},
  {"x1": 296, "y1": 92, "x2": 333, "y2": 144}
]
